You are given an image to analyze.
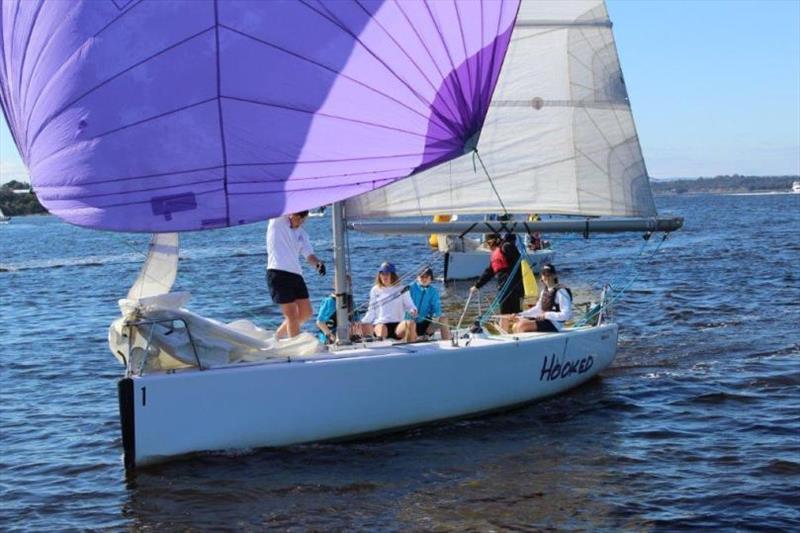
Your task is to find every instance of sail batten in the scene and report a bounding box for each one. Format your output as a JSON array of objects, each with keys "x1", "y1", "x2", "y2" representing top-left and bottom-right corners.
[{"x1": 345, "y1": 0, "x2": 657, "y2": 220}]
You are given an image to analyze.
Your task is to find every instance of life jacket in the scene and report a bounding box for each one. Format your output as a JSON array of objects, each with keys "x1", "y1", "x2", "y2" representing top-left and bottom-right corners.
[
  {"x1": 541, "y1": 284, "x2": 572, "y2": 312},
  {"x1": 490, "y1": 247, "x2": 509, "y2": 273}
]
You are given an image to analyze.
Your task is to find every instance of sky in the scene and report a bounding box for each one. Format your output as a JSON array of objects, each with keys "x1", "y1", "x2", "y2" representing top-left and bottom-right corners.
[{"x1": 1, "y1": 0, "x2": 798, "y2": 184}]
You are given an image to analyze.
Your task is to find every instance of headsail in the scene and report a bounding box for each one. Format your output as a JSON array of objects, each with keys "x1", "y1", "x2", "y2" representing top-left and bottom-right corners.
[
  {"x1": 345, "y1": 0, "x2": 657, "y2": 219},
  {"x1": 127, "y1": 233, "x2": 179, "y2": 300},
  {"x1": 0, "y1": 1, "x2": 519, "y2": 232}
]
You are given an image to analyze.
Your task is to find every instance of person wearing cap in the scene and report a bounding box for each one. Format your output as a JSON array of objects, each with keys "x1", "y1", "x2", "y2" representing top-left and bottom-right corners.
[
  {"x1": 408, "y1": 267, "x2": 450, "y2": 341},
  {"x1": 360, "y1": 262, "x2": 418, "y2": 341},
  {"x1": 469, "y1": 233, "x2": 524, "y2": 314},
  {"x1": 509, "y1": 263, "x2": 573, "y2": 333},
  {"x1": 266, "y1": 211, "x2": 326, "y2": 339}
]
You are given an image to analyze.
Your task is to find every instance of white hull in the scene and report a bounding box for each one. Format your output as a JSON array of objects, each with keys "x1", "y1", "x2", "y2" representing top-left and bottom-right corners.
[
  {"x1": 445, "y1": 249, "x2": 555, "y2": 280},
  {"x1": 120, "y1": 324, "x2": 617, "y2": 468}
]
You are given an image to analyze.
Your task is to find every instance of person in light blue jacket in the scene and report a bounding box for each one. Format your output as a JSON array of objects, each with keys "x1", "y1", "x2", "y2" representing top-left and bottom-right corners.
[
  {"x1": 408, "y1": 267, "x2": 450, "y2": 341},
  {"x1": 316, "y1": 290, "x2": 362, "y2": 344}
]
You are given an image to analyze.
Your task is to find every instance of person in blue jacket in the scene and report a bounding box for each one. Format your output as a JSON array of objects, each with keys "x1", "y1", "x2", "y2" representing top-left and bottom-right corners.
[
  {"x1": 316, "y1": 289, "x2": 361, "y2": 344},
  {"x1": 408, "y1": 267, "x2": 450, "y2": 341}
]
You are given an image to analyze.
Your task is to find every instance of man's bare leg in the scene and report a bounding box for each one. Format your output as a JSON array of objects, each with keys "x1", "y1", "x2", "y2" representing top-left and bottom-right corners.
[{"x1": 278, "y1": 301, "x2": 301, "y2": 338}]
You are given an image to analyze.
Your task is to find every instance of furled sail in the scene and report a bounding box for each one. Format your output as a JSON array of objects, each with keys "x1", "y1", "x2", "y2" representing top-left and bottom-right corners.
[
  {"x1": 0, "y1": 0, "x2": 518, "y2": 232},
  {"x1": 345, "y1": 0, "x2": 657, "y2": 219}
]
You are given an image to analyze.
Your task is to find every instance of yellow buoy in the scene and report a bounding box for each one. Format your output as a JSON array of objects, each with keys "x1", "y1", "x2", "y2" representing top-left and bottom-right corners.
[{"x1": 429, "y1": 214, "x2": 452, "y2": 248}]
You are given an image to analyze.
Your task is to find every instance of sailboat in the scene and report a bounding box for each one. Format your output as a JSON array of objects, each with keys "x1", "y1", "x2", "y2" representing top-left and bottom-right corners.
[
  {"x1": 0, "y1": 207, "x2": 9, "y2": 223},
  {"x1": 1, "y1": 0, "x2": 680, "y2": 469},
  {"x1": 430, "y1": 214, "x2": 556, "y2": 281}
]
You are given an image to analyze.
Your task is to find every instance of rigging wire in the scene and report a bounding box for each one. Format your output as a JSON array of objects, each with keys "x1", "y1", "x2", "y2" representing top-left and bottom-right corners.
[{"x1": 473, "y1": 149, "x2": 509, "y2": 217}]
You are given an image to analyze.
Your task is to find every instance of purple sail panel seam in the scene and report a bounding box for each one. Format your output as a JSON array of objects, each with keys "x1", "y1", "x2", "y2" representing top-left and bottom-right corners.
[
  {"x1": 33, "y1": 165, "x2": 225, "y2": 188},
  {"x1": 3, "y1": 0, "x2": 23, "y2": 141},
  {"x1": 32, "y1": 97, "x2": 219, "y2": 168},
  {"x1": 297, "y1": 0, "x2": 455, "y2": 138},
  {"x1": 93, "y1": 0, "x2": 146, "y2": 39},
  {"x1": 212, "y1": 0, "x2": 230, "y2": 226},
  {"x1": 220, "y1": 23, "x2": 451, "y2": 137},
  {"x1": 44, "y1": 187, "x2": 225, "y2": 211},
  {"x1": 453, "y1": 0, "x2": 475, "y2": 116},
  {"x1": 422, "y1": 1, "x2": 470, "y2": 128},
  {"x1": 230, "y1": 164, "x2": 421, "y2": 185},
  {"x1": 18, "y1": 0, "x2": 83, "y2": 153},
  {"x1": 25, "y1": 25, "x2": 217, "y2": 158},
  {"x1": 476, "y1": 0, "x2": 485, "y2": 122},
  {"x1": 477, "y1": 2, "x2": 509, "y2": 129},
  {"x1": 231, "y1": 177, "x2": 423, "y2": 196},
  {"x1": 37, "y1": 176, "x2": 223, "y2": 202},
  {"x1": 222, "y1": 95, "x2": 451, "y2": 144},
  {"x1": 348, "y1": 0, "x2": 462, "y2": 138},
  {"x1": 392, "y1": 1, "x2": 465, "y2": 130},
  {"x1": 227, "y1": 152, "x2": 429, "y2": 167},
  {"x1": 491, "y1": 2, "x2": 520, "y2": 120},
  {"x1": 13, "y1": 0, "x2": 43, "y2": 145}
]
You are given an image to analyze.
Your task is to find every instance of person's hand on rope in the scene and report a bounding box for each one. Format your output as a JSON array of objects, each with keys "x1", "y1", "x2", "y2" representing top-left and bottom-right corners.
[{"x1": 469, "y1": 286, "x2": 478, "y2": 294}]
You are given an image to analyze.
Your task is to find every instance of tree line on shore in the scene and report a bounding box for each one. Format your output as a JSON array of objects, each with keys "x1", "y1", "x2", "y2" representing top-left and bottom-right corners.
[
  {"x1": 651, "y1": 175, "x2": 798, "y2": 195},
  {"x1": 1, "y1": 180, "x2": 46, "y2": 216},
  {"x1": 2, "y1": 174, "x2": 798, "y2": 217}
]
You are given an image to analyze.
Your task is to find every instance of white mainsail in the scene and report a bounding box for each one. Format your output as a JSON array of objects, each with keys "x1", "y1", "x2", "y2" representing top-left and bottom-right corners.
[{"x1": 345, "y1": 0, "x2": 656, "y2": 219}]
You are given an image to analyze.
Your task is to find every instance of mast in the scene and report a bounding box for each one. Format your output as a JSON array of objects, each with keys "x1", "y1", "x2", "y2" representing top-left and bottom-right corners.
[{"x1": 331, "y1": 202, "x2": 351, "y2": 344}]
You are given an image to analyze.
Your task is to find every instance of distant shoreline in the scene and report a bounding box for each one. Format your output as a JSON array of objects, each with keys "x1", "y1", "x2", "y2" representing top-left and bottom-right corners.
[
  {"x1": 651, "y1": 175, "x2": 798, "y2": 196},
  {"x1": 2, "y1": 175, "x2": 798, "y2": 217}
]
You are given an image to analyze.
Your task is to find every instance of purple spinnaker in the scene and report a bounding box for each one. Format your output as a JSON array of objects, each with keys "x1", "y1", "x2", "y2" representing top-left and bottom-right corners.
[{"x1": 0, "y1": 0, "x2": 519, "y2": 232}]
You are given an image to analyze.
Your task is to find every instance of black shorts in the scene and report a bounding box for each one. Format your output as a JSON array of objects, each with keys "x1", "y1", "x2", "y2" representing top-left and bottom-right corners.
[
  {"x1": 380, "y1": 322, "x2": 400, "y2": 339},
  {"x1": 500, "y1": 294, "x2": 522, "y2": 314},
  {"x1": 534, "y1": 319, "x2": 558, "y2": 332},
  {"x1": 267, "y1": 269, "x2": 309, "y2": 304},
  {"x1": 416, "y1": 319, "x2": 433, "y2": 337}
]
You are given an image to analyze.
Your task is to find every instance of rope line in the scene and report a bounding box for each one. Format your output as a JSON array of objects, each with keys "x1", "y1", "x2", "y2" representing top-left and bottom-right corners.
[{"x1": 473, "y1": 149, "x2": 508, "y2": 216}]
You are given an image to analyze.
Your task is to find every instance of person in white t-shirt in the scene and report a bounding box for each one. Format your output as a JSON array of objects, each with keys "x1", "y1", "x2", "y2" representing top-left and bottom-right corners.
[
  {"x1": 266, "y1": 211, "x2": 325, "y2": 339},
  {"x1": 360, "y1": 262, "x2": 418, "y2": 341}
]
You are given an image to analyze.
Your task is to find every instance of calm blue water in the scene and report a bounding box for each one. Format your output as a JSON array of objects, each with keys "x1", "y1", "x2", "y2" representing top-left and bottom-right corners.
[{"x1": 1, "y1": 193, "x2": 798, "y2": 530}]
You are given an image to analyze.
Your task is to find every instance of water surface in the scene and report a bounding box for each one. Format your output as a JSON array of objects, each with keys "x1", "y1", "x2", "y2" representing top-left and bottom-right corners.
[{"x1": 1, "y1": 193, "x2": 798, "y2": 530}]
